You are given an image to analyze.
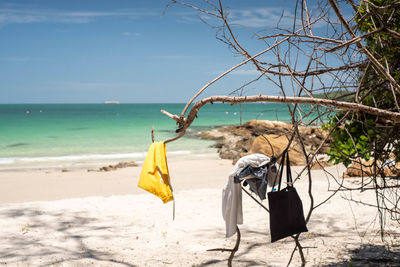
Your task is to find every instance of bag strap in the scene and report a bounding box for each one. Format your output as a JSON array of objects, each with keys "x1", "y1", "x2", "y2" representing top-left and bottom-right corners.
[
  {"x1": 286, "y1": 151, "x2": 293, "y2": 187},
  {"x1": 271, "y1": 149, "x2": 293, "y2": 191},
  {"x1": 277, "y1": 150, "x2": 287, "y2": 191},
  {"x1": 272, "y1": 149, "x2": 286, "y2": 190}
]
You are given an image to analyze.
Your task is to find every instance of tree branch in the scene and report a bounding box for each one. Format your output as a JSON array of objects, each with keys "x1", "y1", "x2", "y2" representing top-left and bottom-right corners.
[
  {"x1": 328, "y1": 0, "x2": 400, "y2": 93},
  {"x1": 161, "y1": 94, "x2": 400, "y2": 143}
]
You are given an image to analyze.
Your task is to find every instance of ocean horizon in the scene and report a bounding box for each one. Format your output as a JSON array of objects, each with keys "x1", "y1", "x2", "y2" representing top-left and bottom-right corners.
[{"x1": 0, "y1": 103, "x2": 296, "y2": 169}]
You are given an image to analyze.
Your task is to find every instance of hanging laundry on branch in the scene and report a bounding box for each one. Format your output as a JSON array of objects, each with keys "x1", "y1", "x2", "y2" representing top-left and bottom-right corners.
[
  {"x1": 222, "y1": 153, "x2": 277, "y2": 238},
  {"x1": 138, "y1": 142, "x2": 174, "y2": 204}
]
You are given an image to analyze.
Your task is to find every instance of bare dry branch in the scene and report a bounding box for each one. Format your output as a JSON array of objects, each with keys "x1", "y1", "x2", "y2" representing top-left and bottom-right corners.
[
  {"x1": 328, "y1": 0, "x2": 400, "y2": 93},
  {"x1": 164, "y1": 0, "x2": 400, "y2": 264}
]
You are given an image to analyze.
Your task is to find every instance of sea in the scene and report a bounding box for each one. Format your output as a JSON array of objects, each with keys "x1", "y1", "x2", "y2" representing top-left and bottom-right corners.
[{"x1": 0, "y1": 103, "x2": 295, "y2": 170}]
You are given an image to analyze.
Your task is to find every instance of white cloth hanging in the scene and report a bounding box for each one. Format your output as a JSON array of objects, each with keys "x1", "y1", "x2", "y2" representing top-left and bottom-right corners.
[{"x1": 222, "y1": 153, "x2": 271, "y2": 237}]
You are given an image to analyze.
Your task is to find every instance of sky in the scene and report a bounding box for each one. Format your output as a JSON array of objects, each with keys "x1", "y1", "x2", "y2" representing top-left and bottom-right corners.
[{"x1": 0, "y1": 0, "x2": 315, "y2": 103}]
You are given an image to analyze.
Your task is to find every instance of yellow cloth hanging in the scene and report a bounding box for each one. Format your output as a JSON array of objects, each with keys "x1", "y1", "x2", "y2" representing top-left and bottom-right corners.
[{"x1": 138, "y1": 142, "x2": 174, "y2": 203}]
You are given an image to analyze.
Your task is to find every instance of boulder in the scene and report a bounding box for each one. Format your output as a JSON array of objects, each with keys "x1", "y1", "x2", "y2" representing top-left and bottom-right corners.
[
  {"x1": 197, "y1": 120, "x2": 330, "y2": 165},
  {"x1": 344, "y1": 158, "x2": 400, "y2": 177},
  {"x1": 99, "y1": 165, "x2": 116, "y2": 172},
  {"x1": 98, "y1": 161, "x2": 138, "y2": 172},
  {"x1": 249, "y1": 134, "x2": 306, "y2": 165},
  {"x1": 114, "y1": 161, "x2": 138, "y2": 168}
]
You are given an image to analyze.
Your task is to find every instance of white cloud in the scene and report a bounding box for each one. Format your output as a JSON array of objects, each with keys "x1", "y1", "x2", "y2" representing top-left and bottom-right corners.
[
  {"x1": 0, "y1": 8, "x2": 159, "y2": 25},
  {"x1": 168, "y1": 6, "x2": 295, "y2": 28},
  {"x1": 173, "y1": 5, "x2": 325, "y2": 29},
  {"x1": 229, "y1": 7, "x2": 295, "y2": 28}
]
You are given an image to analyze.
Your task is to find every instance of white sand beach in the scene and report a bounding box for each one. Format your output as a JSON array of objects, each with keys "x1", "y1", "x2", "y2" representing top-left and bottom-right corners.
[{"x1": 0, "y1": 156, "x2": 398, "y2": 266}]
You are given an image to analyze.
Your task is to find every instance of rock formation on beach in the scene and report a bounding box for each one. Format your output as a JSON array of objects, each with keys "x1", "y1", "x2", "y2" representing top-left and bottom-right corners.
[
  {"x1": 93, "y1": 161, "x2": 138, "y2": 172},
  {"x1": 198, "y1": 120, "x2": 330, "y2": 166},
  {"x1": 343, "y1": 158, "x2": 400, "y2": 178}
]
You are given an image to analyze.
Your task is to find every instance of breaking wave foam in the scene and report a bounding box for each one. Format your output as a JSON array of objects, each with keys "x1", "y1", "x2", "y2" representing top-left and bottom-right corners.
[{"x1": 0, "y1": 150, "x2": 193, "y2": 165}]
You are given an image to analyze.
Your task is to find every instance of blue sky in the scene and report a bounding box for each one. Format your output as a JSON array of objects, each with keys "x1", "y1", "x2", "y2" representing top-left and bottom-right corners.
[{"x1": 0, "y1": 0, "x2": 314, "y2": 103}]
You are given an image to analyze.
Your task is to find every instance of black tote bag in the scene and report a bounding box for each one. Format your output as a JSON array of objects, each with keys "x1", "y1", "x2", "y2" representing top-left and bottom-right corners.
[{"x1": 268, "y1": 150, "x2": 308, "y2": 243}]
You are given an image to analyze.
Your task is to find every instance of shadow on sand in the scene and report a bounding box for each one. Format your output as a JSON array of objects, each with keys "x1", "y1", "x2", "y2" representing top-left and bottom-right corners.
[
  {"x1": 0, "y1": 206, "x2": 137, "y2": 266},
  {"x1": 322, "y1": 244, "x2": 400, "y2": 267}
]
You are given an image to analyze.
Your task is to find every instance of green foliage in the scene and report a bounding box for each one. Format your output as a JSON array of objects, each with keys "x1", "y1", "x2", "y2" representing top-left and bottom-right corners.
[
  {"x1": 325, "y1": 0, "x2": 400, "y2": 166},
  {"x1": 324, "y1": 113, "x2": 376, "y2": 166}
]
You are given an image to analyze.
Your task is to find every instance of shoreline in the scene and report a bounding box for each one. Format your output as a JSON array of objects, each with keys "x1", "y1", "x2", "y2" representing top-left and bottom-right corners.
[
  {"x1": 0, "y1": 155, "x2": 232, "y2": 204},
  {"x1": 0, "y1": 149, "x2": 220, "y2": 172},
  {"x1": 0, "y1": 119, "x2": 327, "y2": 172}
]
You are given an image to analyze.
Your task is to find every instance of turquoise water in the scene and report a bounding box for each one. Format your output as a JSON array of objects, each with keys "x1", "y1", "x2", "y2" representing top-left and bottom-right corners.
[{"x1": 0, "y1": 103, "x2": 294, "y2": 166}]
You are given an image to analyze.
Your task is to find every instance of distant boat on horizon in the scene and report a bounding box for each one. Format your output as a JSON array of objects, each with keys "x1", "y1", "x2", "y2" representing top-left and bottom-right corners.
[{"x1": 103, "y1": 101, "x2": 120, "y2": 104}]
